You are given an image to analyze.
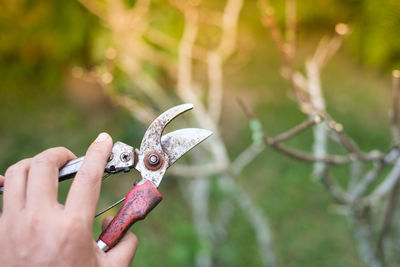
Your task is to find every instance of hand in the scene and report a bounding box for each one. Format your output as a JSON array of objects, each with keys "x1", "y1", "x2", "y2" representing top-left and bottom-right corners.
[{"x1": 0, "y1": 133, "x2": 138, "y2": 267}]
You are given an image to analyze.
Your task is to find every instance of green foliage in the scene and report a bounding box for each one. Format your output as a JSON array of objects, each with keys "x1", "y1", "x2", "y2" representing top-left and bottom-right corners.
[
  {"x1": 349, "y1": 0, "x2": 400, "y2": 69},
  {"x1": 0, "y1": 1, "x2": 96, "y2": 90},
  {"x1": 268, "y1": 0, "x2": 400, "y2": 70},
  {"x1": 0, "y1": 1, "x2": 398, "y2": 266}
]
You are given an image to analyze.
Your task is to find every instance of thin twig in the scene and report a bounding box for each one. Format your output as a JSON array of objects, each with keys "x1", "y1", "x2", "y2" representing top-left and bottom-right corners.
[
  {"x1": 77, "y1": 0, "x2": 106, "y2": 20},
  {"x1": 348, "y1": 159, "x2": 362, "y2": 191},
  {"x1": 259, "y1": 0, "x2": 289, "y2": 66},
  {"x1": 305, "y1": 57, "x2": 328, "y2": 177},
  {"x1": 259, "y1": 0, "x2": 310, "y2": 108},
  {"x1": 370, "y1": 157, "x2": 400, "y2": 203},
  {"x1": 218, "y1": 174, "x2": 277, "y2": 267},
  {"x1": 271, "y1": 115, "x2": 320, "y2": 144},
  {"x1": 218, "y1": 0, "x2": 243, "y2": 59},
  {"x1": 318, "y1": 110, "x2": 382, "y2": 161},
  {"x1": 266, "y1": 140, "x2": 351, "y2": 164},
  {"x1": 231, "y1": 143, "x2": 265, "y2": 175},
  {"x1": 208, "y1": 0, "x2": 243, "y2": 122},
  {"x1": 238, "y1": 98, "x2": 352, "y2": 165},
  {"x1": 284, "y1": 0, "x2": 296, "y2": 62},
  {"x1": 207, "y1": 51, "x2": 223, "y2": 122},
  {"x1": 376, "y1": 177, "x2": 400, "y2": 260},
  {"x1": 350, "y1": 163, "x2": 385, "y2": 202},
  {"x1": 312, "y1": 29, "x2": 347, "y2": 70},
  {"x1": 391, "y1": 70, "x2": 400, "y2": 144},
  {"x1": 320, "y1": 169, "x2": 350, "y2": 204}
]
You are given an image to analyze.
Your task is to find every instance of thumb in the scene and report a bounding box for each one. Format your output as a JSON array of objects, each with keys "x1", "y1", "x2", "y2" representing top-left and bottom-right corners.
[{"x1": 102, "y1": 215, "x2": 139, "y2": 266}]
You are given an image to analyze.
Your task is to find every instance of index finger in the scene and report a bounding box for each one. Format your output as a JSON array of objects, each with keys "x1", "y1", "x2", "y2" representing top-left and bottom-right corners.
[
  {"x1": 65, "y1": 133, "x2": 112, "y2": 224},
  {"x1": 0, "y1": 175, "x2": 4, "y2": 187}
]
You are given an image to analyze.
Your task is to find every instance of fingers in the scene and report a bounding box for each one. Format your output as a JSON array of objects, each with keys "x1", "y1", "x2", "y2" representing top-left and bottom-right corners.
[
  {"x1": 101, "y1": 215, "x2": 114, "y2": 231},
  {"x1": 66, "y1": 133, "x2": 112, "y2": 224},
  {"x1": 103, "y1": 216, "x2": 138, "y2": 266},
  {"x1": 3, "y1": 159, "x2": 31, "y2": 213},
  {"x1": 26, "y1": 147, "x2": 76, "y2": 209},
  {"x1": 0, "y1": 175, "x2": 3, "y2": 215}
]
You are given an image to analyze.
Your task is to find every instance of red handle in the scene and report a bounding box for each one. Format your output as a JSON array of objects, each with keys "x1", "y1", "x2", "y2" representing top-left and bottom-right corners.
[{"x1": 98, "y1": 180, "x2": 163, "y2": 249}]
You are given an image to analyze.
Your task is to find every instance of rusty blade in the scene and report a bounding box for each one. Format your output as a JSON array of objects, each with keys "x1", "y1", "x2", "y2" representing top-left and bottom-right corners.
[
  {"x1": 161, "y1": 128, "x2": 212, "y2": 167},
  {"x1": 138, "y1": 103, "x2": 194, "y2": 153},
  {"x1": 135, "y1": 104, "x2": 195, "y2": 187}
]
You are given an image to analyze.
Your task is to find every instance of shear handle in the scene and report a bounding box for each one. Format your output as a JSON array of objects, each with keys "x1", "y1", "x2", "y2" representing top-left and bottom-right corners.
[
  {"x1": 97, "y1": 180, "x2": 163, "y2": 251},
  {"x1": 59, "y1": 156, "x2": 85, "y2": 181},
  {"x1": 0, "y1": 157, "x2": 84, "y2": 194}
]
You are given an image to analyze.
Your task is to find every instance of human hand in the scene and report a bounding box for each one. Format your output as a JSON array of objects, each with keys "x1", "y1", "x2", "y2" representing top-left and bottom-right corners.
[{"x1": 0, "y1": 133, "x2": 138, "y2": 267}]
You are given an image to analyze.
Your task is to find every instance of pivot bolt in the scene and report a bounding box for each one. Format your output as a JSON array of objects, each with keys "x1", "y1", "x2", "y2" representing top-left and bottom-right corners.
[
  {"x1": 144, "y1": 151, "x2": 163, "y2": 170},
  {"x1": 147, "y1": 153, "x2": 160, "y2": 166}
]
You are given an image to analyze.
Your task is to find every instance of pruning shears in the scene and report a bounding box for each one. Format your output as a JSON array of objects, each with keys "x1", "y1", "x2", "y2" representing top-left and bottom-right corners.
[{"x1": 0, "y1": 103, "x2": 212, "y2": 252}]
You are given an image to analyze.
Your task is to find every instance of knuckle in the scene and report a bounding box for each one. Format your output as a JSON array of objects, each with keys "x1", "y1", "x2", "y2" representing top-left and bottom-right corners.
[
  {"x1": 32, "y1": 147, "x2": 74, "y2": 166},
  {"x1": 25, "y1": 211, "x2": 40, "y2": 232},
  {"x1": 32, "y1": 153, "x2": 54, "y2": 166},
  {"x1": 5, "y1": 159, "x2": 31, "y2": 177},
  {"x1": 5, "y1": 165, "x2": 19, "y2": 177},
  {"x1": 64, "y1": 217, "x2": 82, "y2": 233},
  {"x1": 61, "y1": 216, "x2": 87, "y2": 241},
  {"x1": 53, "y1": 146, "x2": 74, "y2": 157}
]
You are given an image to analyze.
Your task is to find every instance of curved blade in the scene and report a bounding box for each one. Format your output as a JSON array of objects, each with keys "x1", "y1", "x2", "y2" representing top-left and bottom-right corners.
[
  {"x1": 139, "y1": 103, "x2": 194, "y2": 153},
  {"x1": 136, "y1": 103, "x2": 195, "y2": 187},
  {"x1": 161, "y1": 128, "x2": 213, "y2": 167}
]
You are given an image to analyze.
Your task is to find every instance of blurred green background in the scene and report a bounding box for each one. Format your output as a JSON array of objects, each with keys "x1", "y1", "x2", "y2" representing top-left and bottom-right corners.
[{"x1": 0, "y1": 0, "x2": 399, "y2": 266}]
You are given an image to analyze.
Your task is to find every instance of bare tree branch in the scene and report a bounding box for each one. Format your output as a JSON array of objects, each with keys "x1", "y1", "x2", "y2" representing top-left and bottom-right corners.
[
  {"x1": 231, "y1": 143, "x2": 264, "y2": 175},
  {"x1": 238, "y1": 98, "x2": 352, "y2": 165},
  {"x1": 208, "y1": 0, "x2": 243, "y2": 122},
  {"x1": 284, "y1": 0, "x2": 296, "y2": 62},
  {"x1": 370, "y1": 157, "x2": 400, "y2": 203},
  {"x1": 391, "y1": 70, "x2": 400, "y2": 144},
  {"x1": 271, "y1": 115, "x2": 321, "y2": 144},
  {"x1": 259, "y1": 0, "x2": 289, "y2": 67},
  {"x1": 376, "y1": 177, "x2": 400, "y2": 260},
  {"x1": 218, "y1": 175, "x2": 277, "y2": 267},
  {"x1": 320, "y1": 169, "x2": 350, "y2": 204},
  {"x1": 77, "y1": 0, "x2": 106, "y2": 19},
  {"x1": 350, "y1": 163, "x2": 385, "y2": 202}
]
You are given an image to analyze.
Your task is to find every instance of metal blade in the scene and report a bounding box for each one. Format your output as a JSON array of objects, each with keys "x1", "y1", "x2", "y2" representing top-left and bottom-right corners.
[
  {"x1": 138, "y1": 103, "x2": 194, "y2": 153},
  {"x1": 135, "y1": 104, "x2": 195, "y2": 187},
  {"x1": 161, "y1": 128, "x2": 212, "y2": 167}
]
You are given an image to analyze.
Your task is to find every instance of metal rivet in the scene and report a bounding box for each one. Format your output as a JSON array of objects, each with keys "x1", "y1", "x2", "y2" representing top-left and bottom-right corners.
[{"x1": 120, "y1": 152, "x2": 131, "y2": 162}]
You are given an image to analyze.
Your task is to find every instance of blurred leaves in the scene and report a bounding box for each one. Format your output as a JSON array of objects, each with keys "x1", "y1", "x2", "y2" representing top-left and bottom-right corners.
[
  {"x1": 349, "y1": 0, "x2": 400, "y2": 69},
  {"x1": 267, "y1": 0, "x2": 400, "y2": 69},
  {"x1": 0, "y1": 1, "x2": 399, "y2": 266},
  {"x1": 0, "y1": 0, "x2": 96, "y2": 89}
]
